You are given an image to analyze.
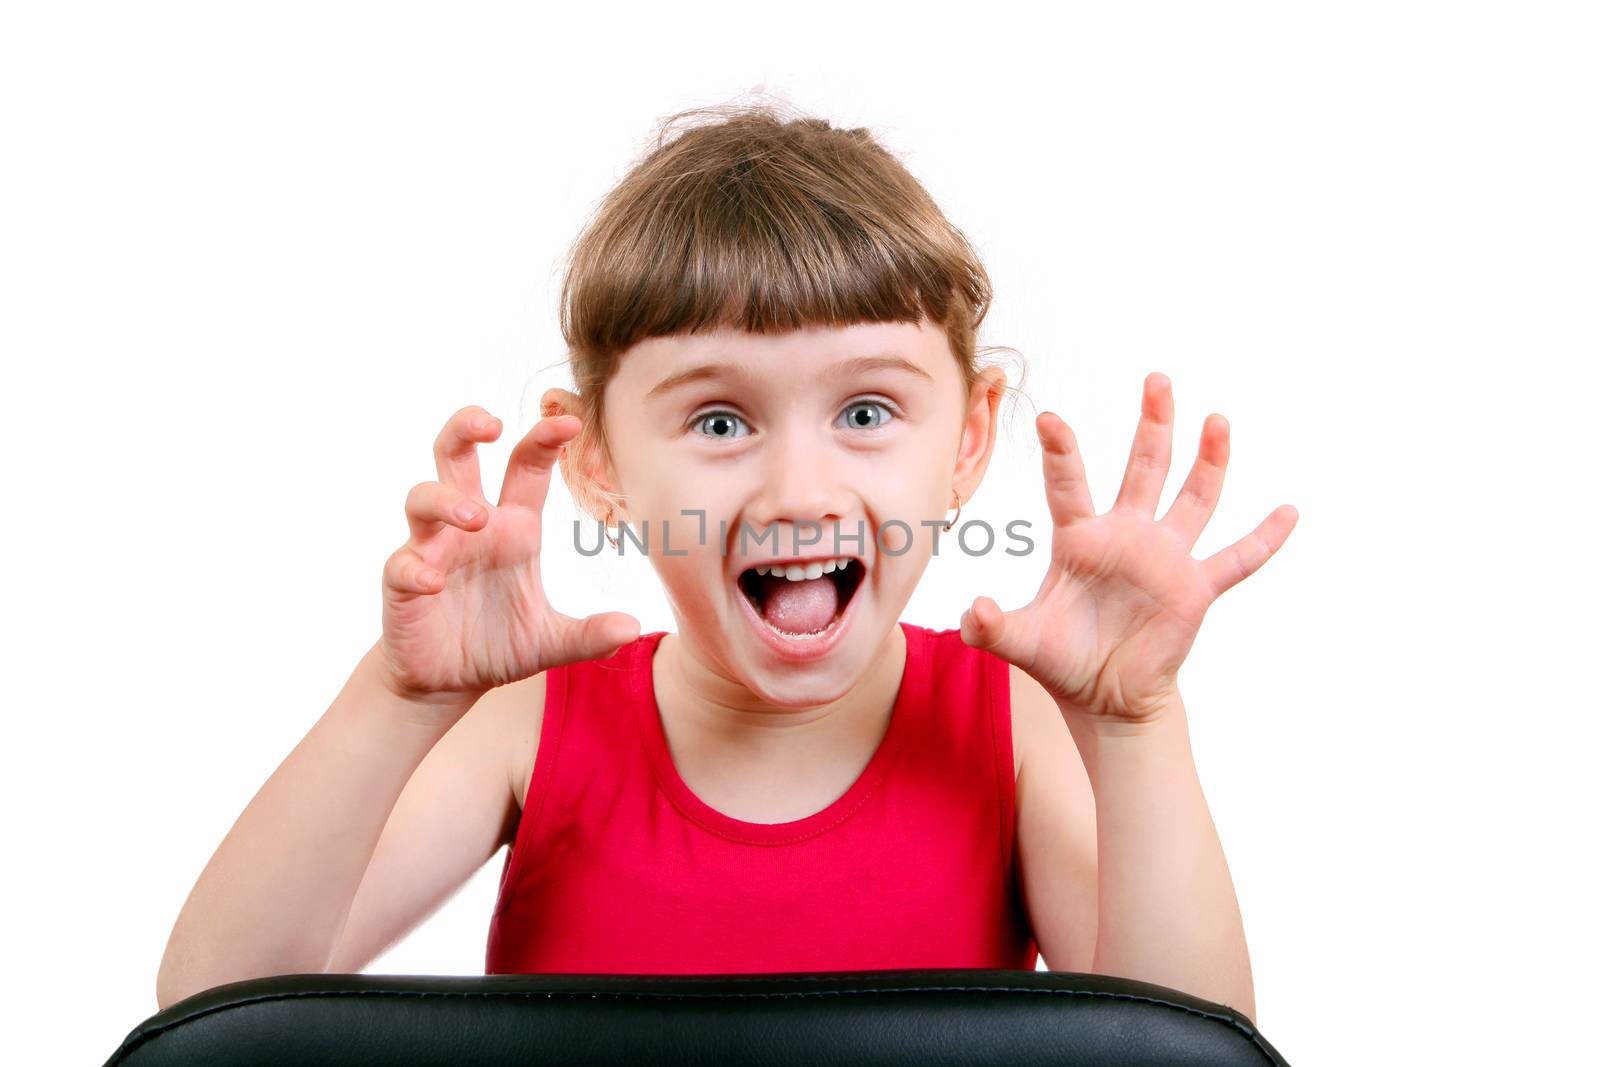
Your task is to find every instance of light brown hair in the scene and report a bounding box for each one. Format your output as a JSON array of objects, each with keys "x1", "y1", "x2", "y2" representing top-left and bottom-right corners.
[{"x1": 547, "y1": 93, "x2": 1022, "y2": 519}]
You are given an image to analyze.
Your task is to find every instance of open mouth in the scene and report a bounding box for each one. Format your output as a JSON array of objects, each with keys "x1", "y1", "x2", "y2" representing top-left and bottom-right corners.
[{"x1": 735, "y1": 556, "x2": 866, "y2": 638}]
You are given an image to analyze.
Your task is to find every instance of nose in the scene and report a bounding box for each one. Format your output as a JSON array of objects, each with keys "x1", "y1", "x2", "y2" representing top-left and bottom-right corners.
[{"x1": 742, "y1": 426, "x2": 847, "y2": 544}]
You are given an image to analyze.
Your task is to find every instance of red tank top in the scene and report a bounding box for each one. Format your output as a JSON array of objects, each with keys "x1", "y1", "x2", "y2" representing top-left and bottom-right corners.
[{"x1": 485, "y1": 621, "x2": 1038, "y2": 974}]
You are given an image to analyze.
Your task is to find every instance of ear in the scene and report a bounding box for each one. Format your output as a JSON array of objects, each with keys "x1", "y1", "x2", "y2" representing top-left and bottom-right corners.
[
  {"x1": 541, "y1": 387, "x2": 623, "y2": 521},
  {"x1": 951, "y1": 366, "x2": 1007, "y2": 505}
]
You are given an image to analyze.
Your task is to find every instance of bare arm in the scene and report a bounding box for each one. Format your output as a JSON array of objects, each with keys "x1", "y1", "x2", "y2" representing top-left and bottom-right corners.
[
  {"x1": 155, "y1": 640, "x2": 475, "y2": 1010},
  {"x1": 1063, "y1": 694, "x2": 1256, "y2": 1022},
  {"x1": 325, "y1": 672, "x2": 544, "y2": 972},
  {"x1": 155, "y1": 405, "x2": 637, "y2": 1011},
  {"x1": 1011, "y1": 665, "x2": 1099, "y2": 975}
]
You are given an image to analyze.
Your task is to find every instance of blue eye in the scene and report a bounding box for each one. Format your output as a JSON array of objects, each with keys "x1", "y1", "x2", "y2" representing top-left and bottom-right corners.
[
  {"x1": 693, "y1": 411, "x2": 749, "y2": 439},
  {"x1": 838, "y1": 400, "x2": 894, "y2": 430}
]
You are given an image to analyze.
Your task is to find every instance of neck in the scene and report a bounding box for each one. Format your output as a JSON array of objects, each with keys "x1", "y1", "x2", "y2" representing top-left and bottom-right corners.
[{"x1": 653, "y1": 622, "x2": 908, "y2": 758}]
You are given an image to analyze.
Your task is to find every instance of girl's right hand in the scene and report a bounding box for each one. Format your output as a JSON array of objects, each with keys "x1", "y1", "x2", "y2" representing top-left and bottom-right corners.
[{"x1": 376, "y1": 405, "x2": 640, "y2": 708}]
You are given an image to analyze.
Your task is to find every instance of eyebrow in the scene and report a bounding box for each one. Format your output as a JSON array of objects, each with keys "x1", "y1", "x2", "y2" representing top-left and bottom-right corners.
[{"x1": 645, "y1": 354, "x2": 934, "y2": 400}]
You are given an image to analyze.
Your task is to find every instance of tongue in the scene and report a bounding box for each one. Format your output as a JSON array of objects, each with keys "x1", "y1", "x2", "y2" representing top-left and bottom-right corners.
[{"x1": 762, "y1": 575, "x2": 839, "y2": 633}]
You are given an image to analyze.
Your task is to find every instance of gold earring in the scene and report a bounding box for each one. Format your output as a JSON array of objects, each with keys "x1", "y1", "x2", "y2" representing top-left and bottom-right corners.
[
  {"x1": 943, "y1": 490, "x2": 962, "y2": 532},
  {"x1": 604, "y1": 510, "x2": 620, "y2": 550}
]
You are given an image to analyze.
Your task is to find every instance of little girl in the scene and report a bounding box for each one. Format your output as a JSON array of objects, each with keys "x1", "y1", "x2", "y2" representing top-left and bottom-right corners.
[{"x1": 156, "y1": 101, "x2": 1295, "y2": 1022}]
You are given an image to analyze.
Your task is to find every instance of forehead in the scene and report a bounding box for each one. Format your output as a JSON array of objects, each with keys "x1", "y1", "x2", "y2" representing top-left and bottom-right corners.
[{"x1": 611, "y1": 319, "x2": 956, "y2": 397}]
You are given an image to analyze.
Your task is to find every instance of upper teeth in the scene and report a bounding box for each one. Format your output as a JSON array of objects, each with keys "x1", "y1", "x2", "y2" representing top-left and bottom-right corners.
[{"x1": 753, "y1": 558, "x2": 854, "y2": 581}]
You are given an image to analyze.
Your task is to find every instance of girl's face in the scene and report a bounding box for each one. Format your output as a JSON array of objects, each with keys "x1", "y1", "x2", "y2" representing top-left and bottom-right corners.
[{"x1": 592, "y1": 318, "x2": 1002, "y2": 708}]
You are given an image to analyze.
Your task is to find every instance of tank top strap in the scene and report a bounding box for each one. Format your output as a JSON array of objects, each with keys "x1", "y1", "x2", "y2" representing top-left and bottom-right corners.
[{"x1": 895, "y1": 625, "x2": 1020, "y2": 892}]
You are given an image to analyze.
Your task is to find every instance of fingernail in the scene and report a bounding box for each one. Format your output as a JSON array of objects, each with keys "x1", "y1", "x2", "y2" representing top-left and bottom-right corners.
[{"x1": 455, "y1": 502, "x2": 481, "y2": 522}]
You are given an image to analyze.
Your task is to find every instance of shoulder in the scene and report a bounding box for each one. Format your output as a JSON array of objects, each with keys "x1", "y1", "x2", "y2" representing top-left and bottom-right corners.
[
  {"x1": 1007, "y1": 662, "x2": 1065, "y2": 782},
  {"x1": 474, "y1": 671, "x2": 549, "y2": 813},
  {"x1": 1007, "y1": 662, "x2": 1092, "y2": 800},
  {"x1": 492, "y1": 632, "x2": 667, "y2": 809}
]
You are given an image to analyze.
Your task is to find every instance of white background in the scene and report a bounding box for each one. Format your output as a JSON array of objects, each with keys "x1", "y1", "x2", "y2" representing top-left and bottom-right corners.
[{"x1": 4, "y1": 2, "x2": 1596, "y2": 1063}]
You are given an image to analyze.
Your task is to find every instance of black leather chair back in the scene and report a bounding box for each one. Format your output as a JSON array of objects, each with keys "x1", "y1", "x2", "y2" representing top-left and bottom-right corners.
[{"x1": 105, "y1": 969, "x2": 1291, "y2": 1065}]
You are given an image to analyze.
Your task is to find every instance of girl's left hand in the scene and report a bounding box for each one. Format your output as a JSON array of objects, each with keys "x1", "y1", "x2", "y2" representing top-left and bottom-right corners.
[{"x1": 960, "y1": 373, "x2": 1298, "y2": 725}]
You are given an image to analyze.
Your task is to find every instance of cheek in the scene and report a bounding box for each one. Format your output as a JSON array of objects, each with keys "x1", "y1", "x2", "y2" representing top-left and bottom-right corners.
[
  {"x1": 614, "y1": 450, "x2": 730, "y2": 523},
  {"x1": 857, "y1": 448, "x2": 949, "y2": 517},
  {"x1": 651, "y1": 551, "x2": 721, "y2": 603},
  {"x1": 641, "y1": 488, "x2": 747, "y2": 564}
]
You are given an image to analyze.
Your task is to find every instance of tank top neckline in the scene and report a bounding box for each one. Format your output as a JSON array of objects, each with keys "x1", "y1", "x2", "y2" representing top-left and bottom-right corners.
[{"x1": 630, "y1": 621, "x2": 930, "y2": 846}]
